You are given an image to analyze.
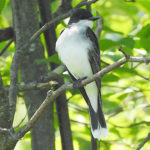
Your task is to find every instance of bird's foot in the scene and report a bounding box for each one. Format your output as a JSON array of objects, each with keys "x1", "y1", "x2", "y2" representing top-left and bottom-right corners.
[{"x1": 73, "y1": 77, "x2": 87, "y2": 89}]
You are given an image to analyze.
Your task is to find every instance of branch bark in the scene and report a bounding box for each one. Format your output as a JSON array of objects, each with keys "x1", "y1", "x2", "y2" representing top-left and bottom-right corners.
[
  {"x1": 0, "y1": 27, "x2": 14, "y2": 42},
  {"x1": 0, "y1": 74, "x2": 12, "y2": 150},
  {"x1": 4, "y1": 55, "x2": 150, "y2": 93}
]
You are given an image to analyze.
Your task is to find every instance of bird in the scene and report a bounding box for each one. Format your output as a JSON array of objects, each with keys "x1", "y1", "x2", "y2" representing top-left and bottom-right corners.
[{"x1": 55, "y1": 8, "x2": 108, "y2": 140}]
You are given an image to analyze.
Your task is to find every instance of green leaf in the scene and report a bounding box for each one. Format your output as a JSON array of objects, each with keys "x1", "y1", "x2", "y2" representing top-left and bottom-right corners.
[
  {"x1": 100, "y1": 39, "x2": 119, "y2": 50},
  {"x1": 51, "y1": 0, "x2": 58, "y2": 13},
  {"x1": 119, "y1": 45, "x2": 133, "y2": 55},
  {"x1": 138, "y1": 1, "x2": 150, "y2": 14},
  {"x1": 118, "y1": 36, "x2": 134, "y2": 49},
  {"x1": 135, "y1": 38, "x2": 150, "y2": 52},
  {"x1": 35, "y1": 54, "x2": 61, "y2": 64},
  {"x1": 102, "y1": 53, "x2": 122, "y2": 62},
  {"x1": 102, "y1": 73, "x2": 119, "y2": 82},
  {"x1": 0, "y1": 0, "x2": 5, "y2": 13},
  {"x1": 117, "y1": 93, "x2": 128, "y2": 100},
  {"x1": 103, "y1": 100, "x2": 120, "y2": 112},
  {"x1": 114, "y1": 67, "x2": 138, "y2": 77},
  {"x1": 103, "y1": 25, "x2": 123, "y2": 35},
  {"x1": 109, "y1": 127, "x2": 121, "y2": 137},
  {"x1": 73, "y1": 137, "x2": 90, "y2": 150},
  {"x1": 136, "y1": 24, "x2": 150, "y2": 38}
]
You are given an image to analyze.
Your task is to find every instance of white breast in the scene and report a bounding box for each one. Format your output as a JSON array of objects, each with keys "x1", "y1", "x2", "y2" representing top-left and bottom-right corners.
[{"x1": 56, "y1": 25, "x2": 93, "y2": 79}]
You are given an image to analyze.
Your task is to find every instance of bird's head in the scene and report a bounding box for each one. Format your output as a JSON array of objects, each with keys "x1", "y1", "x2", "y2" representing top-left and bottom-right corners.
[{"x1": 68, "y1": 8, "x2": 100, "y2": 28}]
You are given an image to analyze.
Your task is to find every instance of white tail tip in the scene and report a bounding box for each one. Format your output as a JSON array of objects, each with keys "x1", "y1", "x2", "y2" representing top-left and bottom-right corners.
[{"x1": 91, "y1": 126, "x2": 108, "y2": 140}]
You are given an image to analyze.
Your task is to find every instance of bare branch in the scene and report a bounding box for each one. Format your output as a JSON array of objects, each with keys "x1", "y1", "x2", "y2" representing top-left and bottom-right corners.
[
  {"x1": 54, "y1": 0, "x2": 72, "y2": 17},
  {"x1": 95, "y1": 13, "x2": 103, "y2": 39},
  {"x1": 119, "y1": 46, "x2": 130, "y2": 59},
  {"x1": 76, "y1": 0, "x2": 98, "y2": 8},
  {"x1": 13, "y1": 106, "x2": 30, "y2": 129},
  {"x1": 5, "y1": 54, "x2": 150, "y2": 93},
  {"x1": 136, "y1": 133, "x2": 150, "y2": 150},
  {"x1": 13, "y1": 56, "x2": 150, "y2": 139},
  {"x1": 18, "y1": 65, "x2": 66, "y2": 91},
  {"x1": 0, "y1": 127, "x2": 10, "y2": 133},
  {"x1": 3, "y1": 65, "x2": 66, "y2": 93},
  {"x1": 70, "y1": 119, "x2": 89, "y2": 127},
  {"x1": 0, "y1": 39, "x2": 13, "y2": 56},
  {"x1": 0, "y1": 27, "x2": 14, "y2": 42},
  {"x1": 8, "y1": 51, "x2": 19, "y2": 125}
]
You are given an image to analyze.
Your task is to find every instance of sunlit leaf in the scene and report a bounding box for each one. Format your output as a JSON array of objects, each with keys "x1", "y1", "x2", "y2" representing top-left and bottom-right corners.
[
  {"x1": 100, "y1": 39, "x2": 119, "y2": 50},
  {"x1": 118, "y1": 36, "x2": 134, "y2": 49},
  {"x1": 35, "y1": 54, "x2": 61, "y2": 64},
  {"x1": 136, "y1": 24, "x2": 150, "y2": 38},
  {"x1": 0, "y1": 0, "x2": 5, "y2": 13}
]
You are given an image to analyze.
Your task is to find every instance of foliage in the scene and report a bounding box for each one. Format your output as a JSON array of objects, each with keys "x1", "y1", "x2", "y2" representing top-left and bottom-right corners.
[{"x1": 0, "y1": 0, "x2": 150, "y2": 150}]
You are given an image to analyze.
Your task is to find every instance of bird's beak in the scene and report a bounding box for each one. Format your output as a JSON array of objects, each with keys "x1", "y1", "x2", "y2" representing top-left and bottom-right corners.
[{"x1": 89, "y1": 16, "x2": 100, "y2": 21}]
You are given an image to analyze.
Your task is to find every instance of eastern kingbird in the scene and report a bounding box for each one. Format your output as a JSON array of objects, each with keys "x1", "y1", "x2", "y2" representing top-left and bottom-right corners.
[{"x1": 56, "y1": 8, "x2": 108, "y2": 140}]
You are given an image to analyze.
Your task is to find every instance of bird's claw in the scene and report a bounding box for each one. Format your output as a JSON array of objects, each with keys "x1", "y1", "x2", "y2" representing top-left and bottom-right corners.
[{"x1": 73, "y1": 77, "x2": 87, "y2": 88}]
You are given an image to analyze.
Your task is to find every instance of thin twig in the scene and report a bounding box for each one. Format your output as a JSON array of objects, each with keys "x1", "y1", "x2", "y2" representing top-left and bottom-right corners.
[
  {"x1": 136, "y1": 133, "x2": 150, "y2": 150},
  {"x1": 70, "y1": 119, "x2": 89, "y2": 127},
  {"x1": 9, "y1": 51, "x2": 19, "y2": 125},
  {"x1": 119, "y1": 46, "x2": 130, "y2": 59},
  {"x1": 0, "y1": 39, "x2": 13, "y2": 56},
  {"x1": 13, "y1": 106, "x2": 30, "y2": 129},
  {"x1": 95, "y1": 12, "x2": 103, "y2": 39},
  {"x1": 0, "y1": 127, "x2": 9, "y2": 133},
  {"x1": 3, "y1": 56, "x2": 150, "y2": 93},
  {"x1": 108, "y1": 121, "x2": 150, "y2": 129}
]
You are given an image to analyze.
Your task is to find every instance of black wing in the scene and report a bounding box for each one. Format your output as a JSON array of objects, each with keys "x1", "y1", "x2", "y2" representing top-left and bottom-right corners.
[
  {"x1": 86, "y1": 27, "x2": 101, "y2": 92},
  {"x1": 86, "y1": 27, "x2": 107, "y2": 128}
]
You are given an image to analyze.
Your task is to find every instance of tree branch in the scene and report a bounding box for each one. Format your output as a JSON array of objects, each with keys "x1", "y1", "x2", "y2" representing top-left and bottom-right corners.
[
  {"x1": 136, "y1": 133, "x2": 150, "y2": 150},
  {"x1": 95, "y1": 13, "x2": 103, "y2": 39},
  {"x1": 0, "y1": 27, "x2": 14, "y2": 42},
  {"x1": 54, "y1": 0, "x2": 72, "y2": 18},
  {"x1": 0, "y1": 39, "x2": 13, "y2": 56},
  {"x1": 13, "y1": 55, "x2": 150, "y2": 139},
  {"x1": 2, "y1": 64, "x2": 66, "y2": 92},
  {"x1": 4, "y1": 55, "x2": 150, "y2": 93},
  {"x1": 8, "y1": 51, "x2": 19, "y2": 125}
]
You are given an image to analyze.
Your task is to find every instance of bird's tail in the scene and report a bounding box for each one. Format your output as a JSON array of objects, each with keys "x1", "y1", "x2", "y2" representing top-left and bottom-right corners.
[{"x1": 89, "y1": 94, "x2": 108, "y2": 140}]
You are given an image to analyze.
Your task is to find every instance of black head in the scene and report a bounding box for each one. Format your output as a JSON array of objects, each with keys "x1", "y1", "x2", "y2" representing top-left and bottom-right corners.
[{"x1": 68, "y1": 8, "x2": 99, "y2": 25}]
